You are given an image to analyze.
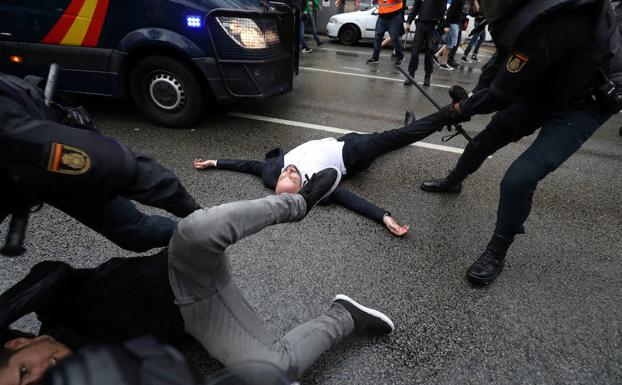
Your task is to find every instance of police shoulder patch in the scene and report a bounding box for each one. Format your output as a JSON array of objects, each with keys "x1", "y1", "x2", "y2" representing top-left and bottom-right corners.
[
  {"x1": 506, "y1": 51, "x2": 529, "y2": 73},
  {"x1": 47, "y1": 142, "x2": 91, "y2": 175}
]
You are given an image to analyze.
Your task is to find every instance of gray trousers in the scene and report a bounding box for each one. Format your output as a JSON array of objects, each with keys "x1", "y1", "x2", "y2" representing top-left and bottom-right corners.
[{"x1": 167, "y1": 194, "x2": 355, "y2": 380}]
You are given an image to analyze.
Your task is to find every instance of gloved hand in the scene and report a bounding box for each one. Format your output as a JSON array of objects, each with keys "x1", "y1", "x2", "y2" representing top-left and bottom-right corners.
[
  {"x1": 448, "y1": 85, "x2": 469, "y2": 103},
  {"x1": 438, "y1": 102, "x2": 469, "y2": 128}
]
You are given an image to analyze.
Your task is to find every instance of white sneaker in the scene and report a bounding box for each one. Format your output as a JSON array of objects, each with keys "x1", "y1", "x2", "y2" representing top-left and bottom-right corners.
[
  {"x1": 302, "y1": 48, "x2": 312, "y2": 53},
  {"x1": 439, "y1": 63, "x2": 454, "y2": 71}
]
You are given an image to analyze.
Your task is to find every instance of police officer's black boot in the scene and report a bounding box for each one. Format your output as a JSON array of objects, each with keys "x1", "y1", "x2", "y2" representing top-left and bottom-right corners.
[
  {"x1": 420, "y1": 169, "x2": 465, "y2": 193},
  {"x1": 423, "y1": 73, "x2": 431, "y2": 86},
  {"x1": 466, "y1": 233, "x2": 514, "y2": 285}
]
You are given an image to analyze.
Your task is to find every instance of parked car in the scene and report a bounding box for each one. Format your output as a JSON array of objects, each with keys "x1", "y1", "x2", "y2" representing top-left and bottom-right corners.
[
  {"x1": 326, "y1": 6, "x2": 413, "y2": 46},
  {"x1": 0, "y1": 0, "x2": 301, "y2": 127}
]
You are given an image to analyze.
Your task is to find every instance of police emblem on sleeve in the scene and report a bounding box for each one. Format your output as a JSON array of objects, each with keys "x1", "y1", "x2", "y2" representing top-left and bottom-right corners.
[
  {"x1": 506, "y1": 51, "x2": 529, "y2": 73},
  {"x1": 47, "y1": 142, "x2": 91, "y2": 175}
]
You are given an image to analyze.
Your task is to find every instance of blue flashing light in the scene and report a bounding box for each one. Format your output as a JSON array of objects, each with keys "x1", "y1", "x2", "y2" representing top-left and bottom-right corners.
[{"x1": 186, "y1": 16, "x2": 202, "y2": 28}]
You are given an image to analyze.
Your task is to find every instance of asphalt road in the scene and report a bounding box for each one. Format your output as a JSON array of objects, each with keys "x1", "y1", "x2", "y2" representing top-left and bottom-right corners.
[{"x1": 1, "y1": 40, "x2": 621, "y2": 385}]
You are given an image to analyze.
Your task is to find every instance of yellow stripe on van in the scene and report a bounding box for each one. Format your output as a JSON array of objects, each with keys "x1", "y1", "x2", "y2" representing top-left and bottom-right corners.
[{"x1": 60, "y1": 0, "x2": 99, "y2": 46}]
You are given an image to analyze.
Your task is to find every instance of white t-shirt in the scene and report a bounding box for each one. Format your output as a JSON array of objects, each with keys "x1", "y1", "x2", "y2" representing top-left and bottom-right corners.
[{"x1": 282, "y1": 138, "x2": 347, "y2": 183}]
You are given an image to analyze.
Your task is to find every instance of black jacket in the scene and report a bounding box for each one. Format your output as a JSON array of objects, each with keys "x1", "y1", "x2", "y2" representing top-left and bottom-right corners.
[
  {"x1": 407, "y1": 0, "x2": 447, "y2": 23},
  {"x1": 445, "y1": 0, "x2": 465, "y2": 24},
  {"x1": 216, "y1": 147, "x2": 389, "y2": 223},
  {"x1": 461, "y1": 0, "x2": 613, "y2": 117},
  {"x1": 0, "y1": 252, "x2": 185, "y2": 350}
]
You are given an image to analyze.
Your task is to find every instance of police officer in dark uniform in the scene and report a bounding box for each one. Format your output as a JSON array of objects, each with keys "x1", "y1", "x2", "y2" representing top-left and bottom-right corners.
[
  {"x1": 404, "y1": 0, "x2": 448, "y2": 86},
  {"x1": 418, "y1": 0, "x2": 622, "y2": 284},
  {"x1": 0, "y1": 72, "x2": 200, "y2": 253}
]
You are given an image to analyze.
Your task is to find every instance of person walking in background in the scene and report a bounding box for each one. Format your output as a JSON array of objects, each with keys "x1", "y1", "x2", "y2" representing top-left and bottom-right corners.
[
  {"x1": 404, "y1": 0, "x2": 448, "y2": 86},
  {"x1": 447, "y1": 10, "x2": 469, "y2": 67},
  {"x1": 434, "y1": 0, "x2": 464, "y2": 70},
  {"x1": 366, "y1": 0, "x2": 405, "y2": 65},
  {"x1": 300, "y1": 8, "x2": 313, "y2": 53},
  {"x1": 304, "y1": 0, "x2": 325, "y2": 47},
  {"x1": 461, "y1": 0, "x2": 485, "y2": 63}
]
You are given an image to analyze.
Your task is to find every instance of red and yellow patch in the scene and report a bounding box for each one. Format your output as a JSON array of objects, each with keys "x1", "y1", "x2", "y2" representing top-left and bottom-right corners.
[
  {"x1": 506, "y1": 51, "x2": 529, "y2": 73},
  {"x1": 47, "y1": 142, "x2": 92, "y2": 175},
  {"x1": 42, "y1": 0, "x2": 110, "y2": 47}
]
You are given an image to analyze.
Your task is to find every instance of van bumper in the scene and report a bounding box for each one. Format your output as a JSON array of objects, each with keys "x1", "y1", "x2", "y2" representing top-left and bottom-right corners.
[{"x1": 193, "y1": 55, "x2": 293, "y2": 104}]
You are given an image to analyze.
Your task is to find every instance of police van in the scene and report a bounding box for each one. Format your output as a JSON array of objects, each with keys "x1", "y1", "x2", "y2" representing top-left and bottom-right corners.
[{"x1": 0, "y1": 0, "x2": 301, "y2": 127}]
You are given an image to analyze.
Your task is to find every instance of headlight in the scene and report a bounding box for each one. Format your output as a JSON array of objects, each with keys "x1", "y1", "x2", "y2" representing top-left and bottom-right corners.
[
  {"x1": 328, "y1": 17, "x2": 337, "y2": 24},
  {"x1": 216, "y1": 16, "x2": 279, "y2": 49}
]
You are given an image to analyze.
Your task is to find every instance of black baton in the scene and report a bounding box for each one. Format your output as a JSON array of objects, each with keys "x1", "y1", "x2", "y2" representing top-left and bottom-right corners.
[{"x1": 396, "y1": 65, "x2": 474, "y2": 144}]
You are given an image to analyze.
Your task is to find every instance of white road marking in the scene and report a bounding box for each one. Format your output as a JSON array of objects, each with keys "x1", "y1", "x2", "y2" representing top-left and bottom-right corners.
[
  {"x1": 318, "y1": 44, "x2": 494, "y2": 59},
  {"x1": 299, "y1": 66, "x2": 451, "y2": 89},
  {"x1": 320, "y1": 46, "x2": 393, "y2": 58},
  {"x1": 229, "y1": 112, "x2": 465, "y2": 155}
]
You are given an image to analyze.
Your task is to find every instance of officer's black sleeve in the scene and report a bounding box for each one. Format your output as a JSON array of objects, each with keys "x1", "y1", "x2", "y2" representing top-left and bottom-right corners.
[
  {"x1": 328, "y1": 187, "x2": 388, "y2": 223},
  {"x1": 0, "y1": 95, "x2": 138, "y2": 191},
  {"x1": 471, "y1": 52, "x2": 503, "y2": 94},
  {"x1": 216, "y1": 159, "x2": 266, "y2": 177},
  {"x1": 460, "y1": 9, "x2": 592, "y2": 117}
]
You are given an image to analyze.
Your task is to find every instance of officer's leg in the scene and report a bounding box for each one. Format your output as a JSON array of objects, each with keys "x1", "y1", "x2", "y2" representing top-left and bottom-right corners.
[
  {"x1": 407, "y1": 23, "x2": 425, "y2": 76},
  {"x1": 467, "y1": 104, "x2": 612, "y2": 285},
  {"x1": 422, "y1": 25, "x2": 434, "y2": 76},
  {"x1": 121, "y1": 156, "x2": 200, "y2": 218},
  {"x1": 168, "y1": 194, "x2": 354, "y2": 380},
  {"x1": 495, "y1": 104, "x2": 612, "y2": 237},
  {"x1": 52, "y1": 195, "x2": 175, "y2": 252},
  {"x1": 421, "y1": 103, "x2": 542, "y2": 193}
]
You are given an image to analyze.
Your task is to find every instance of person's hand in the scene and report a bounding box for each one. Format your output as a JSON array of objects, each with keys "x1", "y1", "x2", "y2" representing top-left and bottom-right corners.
[
  {"x1": 438, "y1": 102, "x2": 469, "y2": 127},
  {"x1": 194, "y1": 159, "x2": 216, "y2": 170},
  {"x1": 383, "y1": 215, "x2": 409, "y2": 236}
]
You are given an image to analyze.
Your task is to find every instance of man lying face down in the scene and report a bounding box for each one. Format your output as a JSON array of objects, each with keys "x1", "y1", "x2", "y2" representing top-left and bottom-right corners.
[
  {"x1": 194, "y1": 112, "x2": 450, "y2": 237},
  {"x1": 0, "y1": 168, "x2": 395, "y2": 385}
]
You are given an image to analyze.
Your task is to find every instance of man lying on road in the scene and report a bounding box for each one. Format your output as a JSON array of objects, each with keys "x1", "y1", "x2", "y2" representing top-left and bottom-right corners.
[
  {"x1": 0, "y1": 167, "x2": 395, "y2": 385},
  {"x1": 194, "y1": 113, "x2": 450, "y2": 236}
]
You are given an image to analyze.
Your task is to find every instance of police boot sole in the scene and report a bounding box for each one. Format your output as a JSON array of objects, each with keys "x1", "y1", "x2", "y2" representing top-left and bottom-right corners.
[
  {"x1": 420, "y1": 183, "x2": 462, "y2": 193},
  {"x1": 466, "y1": 270, "x2": 499, "y2": 285}
]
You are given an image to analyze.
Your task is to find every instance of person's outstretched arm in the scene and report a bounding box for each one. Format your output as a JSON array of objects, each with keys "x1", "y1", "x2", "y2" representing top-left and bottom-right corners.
[
  {"x1": 329, "y1": 187, "x2": 409, "y2": 236},
  {"x1": 194, "y1": 158, "x2": 265, "y2": 177}
]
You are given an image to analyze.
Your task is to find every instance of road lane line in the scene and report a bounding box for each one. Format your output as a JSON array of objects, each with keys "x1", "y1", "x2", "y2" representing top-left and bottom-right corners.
[
  {"x1": 318, "y1": 45, "x2": 493, "y2": 59},
  {"x1": 229, "y1": 112, "x2": 465, "y2": 155},
  {"x1": 299, "y1": 66, "x2": 451, "y2": 89},
  {"x1": 319, "y1": 46, "x2": 393, "y2": 57}
]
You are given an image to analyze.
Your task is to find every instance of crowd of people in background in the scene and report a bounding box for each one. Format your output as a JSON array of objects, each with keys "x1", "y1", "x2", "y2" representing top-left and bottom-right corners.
[{"x1": 300, "y1": 0, "x2": 488, "y2": 87}]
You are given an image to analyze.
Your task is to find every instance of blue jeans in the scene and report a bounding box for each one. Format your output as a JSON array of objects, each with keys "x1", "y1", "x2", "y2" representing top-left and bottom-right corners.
[
  {"x1": 447, "y1": 23, "x2": 460, "y2": 49},
  {"x1": 372, "y1": 13, "x2": 404, "y2": 60},
  {"x1": 464, "y1": 20, "x2": 485, "y2": 56},
  {"x1": 452, "y1": 102, "x2": 612, "y2": 236},
  {"x1": 168, "y1": 194, "x2": 354, "y2": 380},
  {"x1": 299, "y1": 17, "x2": 309, "y2": 49},
  {"x1": 304, "y1": 12, "x2": 321, "y2": 44}
]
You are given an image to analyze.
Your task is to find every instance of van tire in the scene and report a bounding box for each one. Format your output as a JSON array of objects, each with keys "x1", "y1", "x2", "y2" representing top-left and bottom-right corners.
[
  {"x1": 338, "y1": 25, "x2": 359, "y2": 46},
  {"x1": 130, "y1": 55, "x2": 205, "y2": 128}
]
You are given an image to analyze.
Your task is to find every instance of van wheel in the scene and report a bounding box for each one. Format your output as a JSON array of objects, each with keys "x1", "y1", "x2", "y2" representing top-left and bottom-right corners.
[
  {"x1": 130, "y1": 55, "x2": 205, "y2": 128},
  {"x1": 339, "y1": 25, "x2": 359, "y2": 46}
]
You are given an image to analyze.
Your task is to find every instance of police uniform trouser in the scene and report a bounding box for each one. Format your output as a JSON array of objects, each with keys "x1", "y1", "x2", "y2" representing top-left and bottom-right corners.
[
  {"x1": 452, "y1": 102, "x2": 612, "y2": 237},
  {"x1": 407, "y1": 21, "x2": 436, "y2": 75}
]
